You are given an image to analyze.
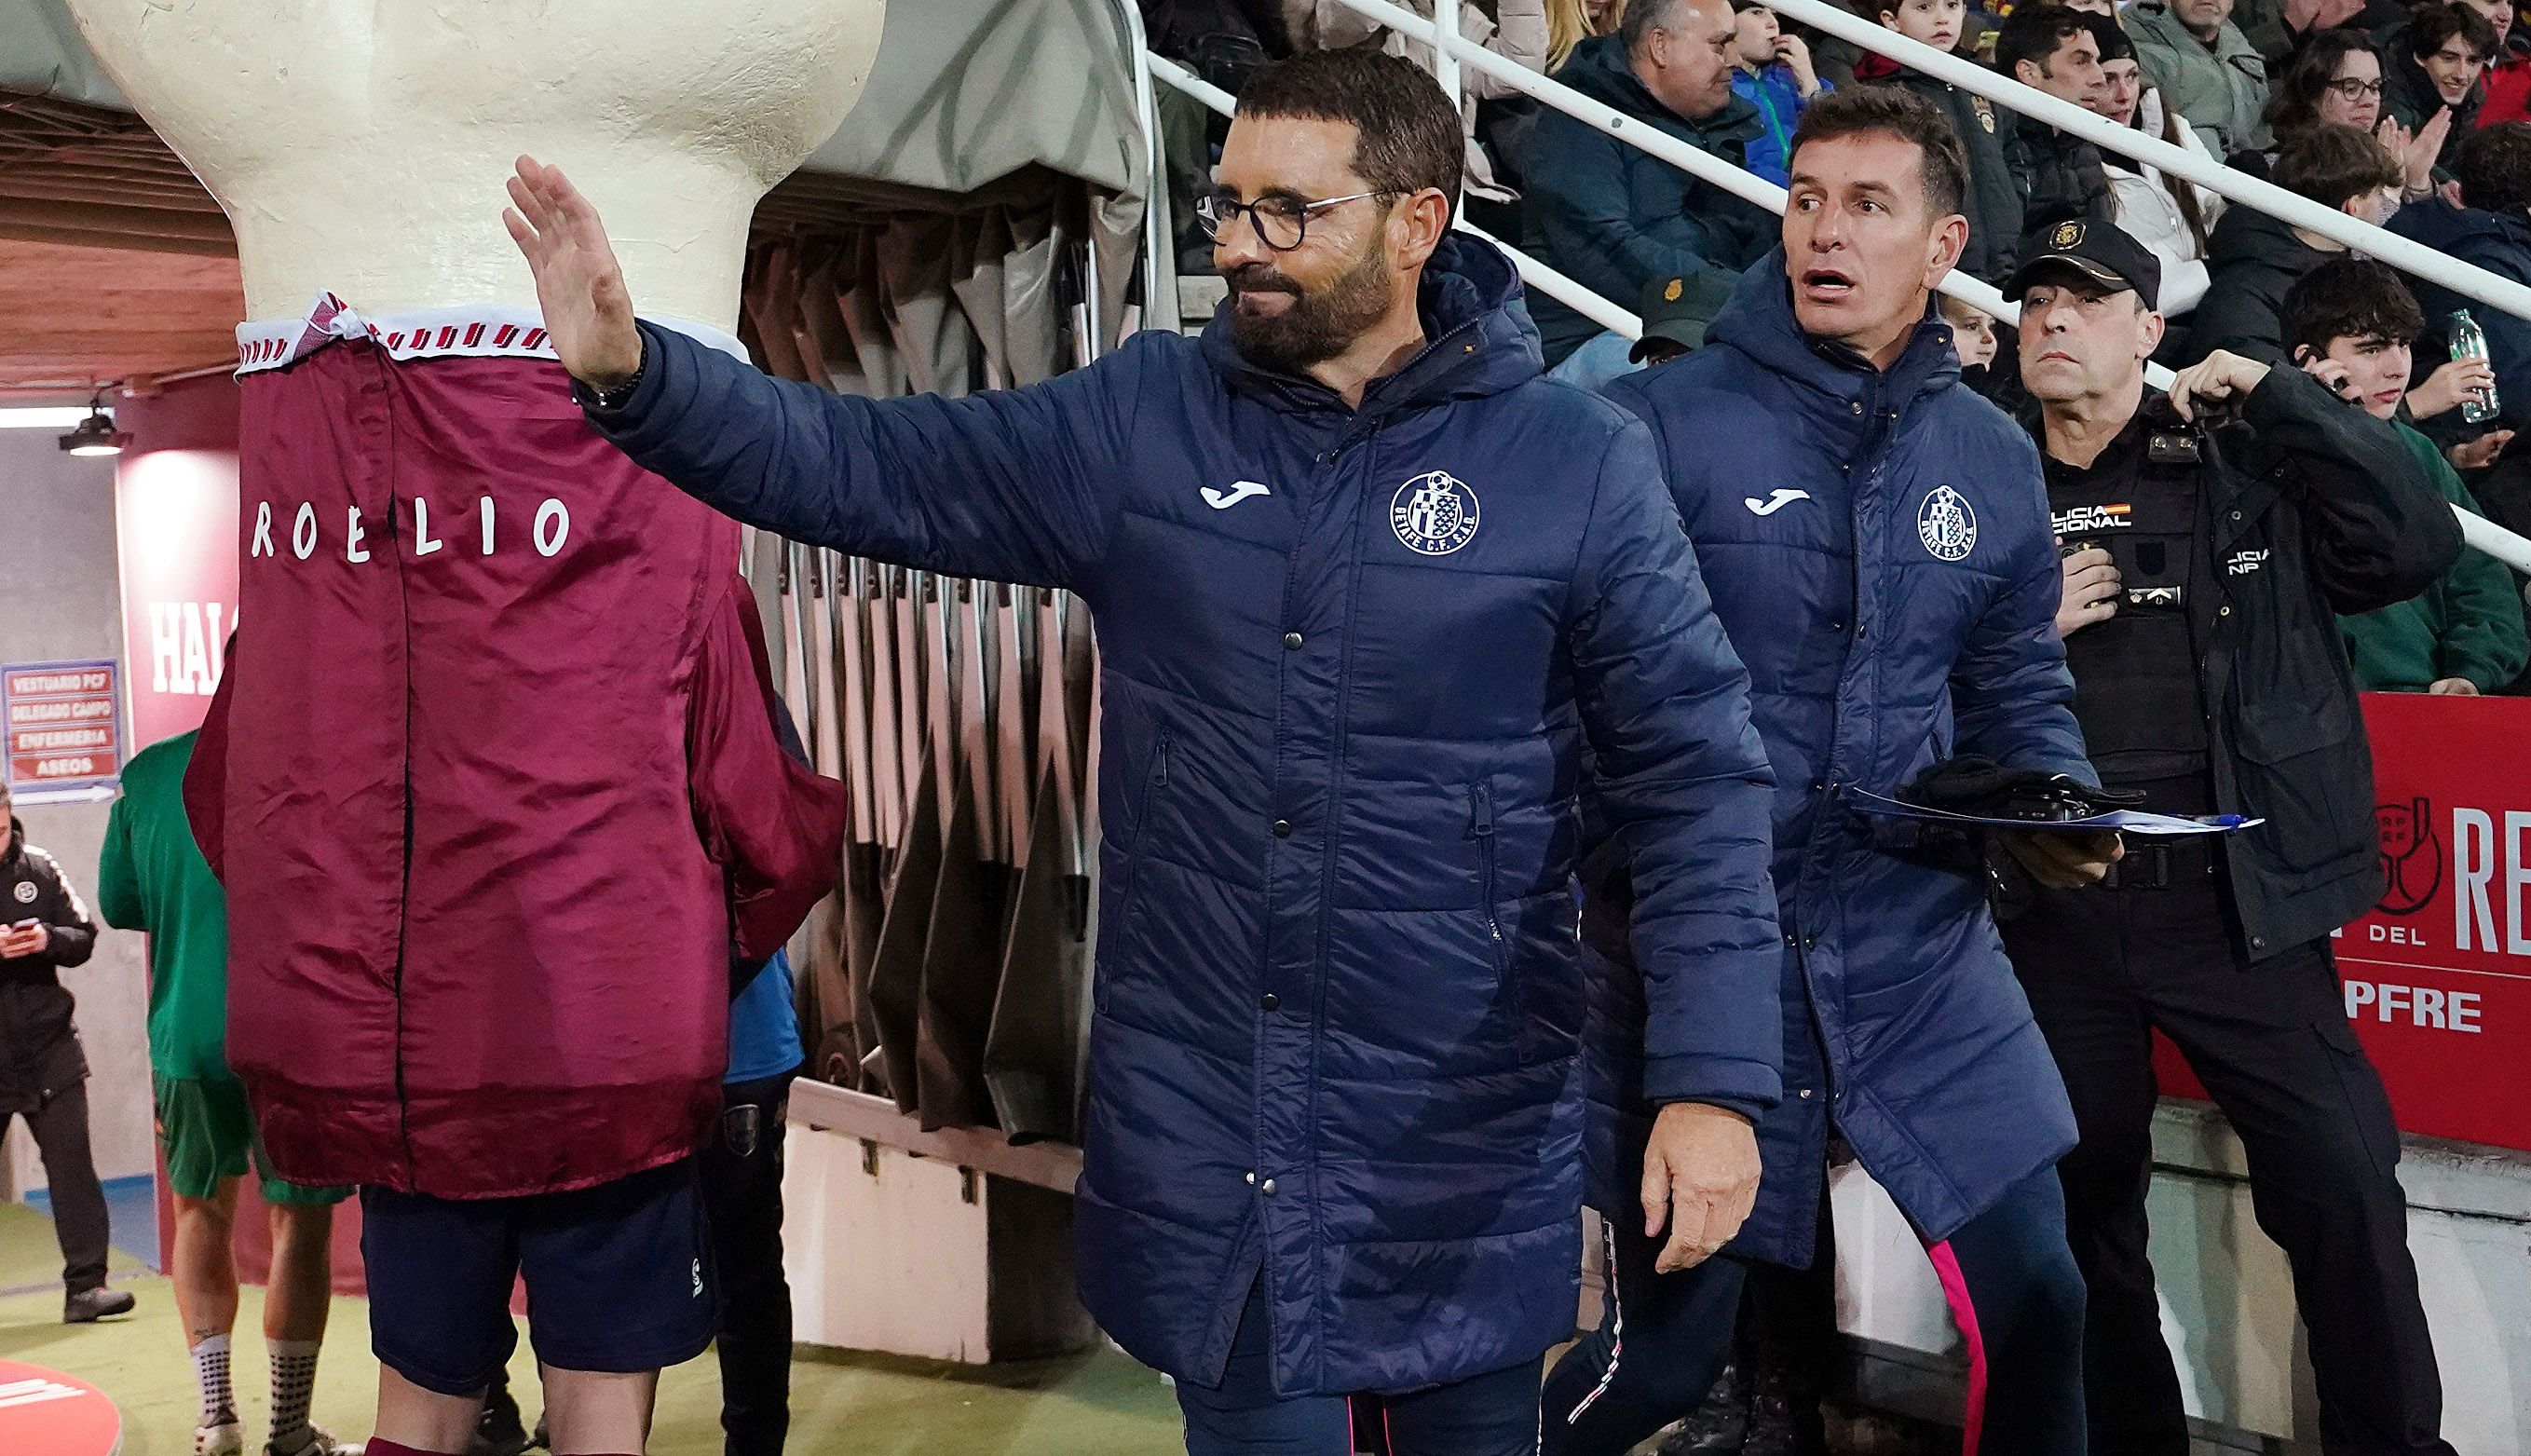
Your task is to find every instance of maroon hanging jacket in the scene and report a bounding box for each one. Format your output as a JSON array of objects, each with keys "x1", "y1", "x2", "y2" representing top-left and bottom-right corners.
[{"x1": 187, "y1": 306, "x2": 844, "y2": 1199}]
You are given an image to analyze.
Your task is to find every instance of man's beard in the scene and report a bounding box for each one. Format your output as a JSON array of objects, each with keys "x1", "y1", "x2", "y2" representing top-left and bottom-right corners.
[{"x1": 1225, "y1": 234, "x2": 1395, "y2": 374}]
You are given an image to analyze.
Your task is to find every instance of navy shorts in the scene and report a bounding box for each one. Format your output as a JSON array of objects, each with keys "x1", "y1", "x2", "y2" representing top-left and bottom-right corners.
[{"x1": 361, "y1": 1159, "x2": 717, "y2": 1395}]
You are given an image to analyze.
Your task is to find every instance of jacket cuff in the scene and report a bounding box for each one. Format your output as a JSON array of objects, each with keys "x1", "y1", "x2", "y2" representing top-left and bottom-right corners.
[
  {"x1": 2241, "y1": 361, "x2": 2324, "y2": 430},
  {"x1": 1642, "y1": 1053, "x2": 1782, "y2": 1116},
  {"x1": 574, "y1": 321, "x2": 674, "y2": 426}
]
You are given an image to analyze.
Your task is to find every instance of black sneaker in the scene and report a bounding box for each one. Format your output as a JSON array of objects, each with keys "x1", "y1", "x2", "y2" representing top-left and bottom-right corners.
[
  {"x1": 468, "y1": 1382, "x2": 533, "y2": 1456},
  {"x1": 62, "y1": 1286, "x2": 135, "y2": 1323}
]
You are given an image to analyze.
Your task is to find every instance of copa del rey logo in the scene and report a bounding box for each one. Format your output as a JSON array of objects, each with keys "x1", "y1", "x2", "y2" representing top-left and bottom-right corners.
[
  {"x1": 249, "y1": 495, "x2": 572, "y2": 564},
  {"x1": 1391, "y1": 470, "x2": 1480, "y2": 556}
]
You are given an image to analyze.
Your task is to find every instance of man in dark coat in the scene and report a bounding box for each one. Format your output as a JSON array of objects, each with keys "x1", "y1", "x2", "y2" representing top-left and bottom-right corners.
[
  {"x1": 1524, "y1": 0, "x2": 1777, "y2": 372},
  {"x1": 2184, "y1": 121, "x2": 2406, "y2": 361},
  {"x1": 0, "y1": 779, "x2": 132, "y2": 1324},
  {"x1": 2008, "y1": 218, "x2": 2462, "y2": 1456},
  {"x1": 1996, "y1": 5, "x2": 2119, "y2": 234},
  {"x1": 1543, "y1": 87, "x2": 2109, "y2": 1456},
  {"x1": 504, "y1": 48, "x2": 1785, "y2": 1455}
]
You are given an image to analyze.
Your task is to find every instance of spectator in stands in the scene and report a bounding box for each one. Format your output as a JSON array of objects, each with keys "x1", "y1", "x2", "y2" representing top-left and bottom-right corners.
[
  {"x1": 1728, "y1": 0, "x2": 1828, "y2": 184},
  {"x1": 2130, "y1": 0, "x2": 2277, "y2": 159},
  {"x1": 2256, "y1": 28, "x2": 2451, "y2": 192},
  {"x1": 1630, "y1": 268, "x2": 1737, "y2": 365},
  {"x1": 2284, "y1": 258, "x2": 2531, "y2": 692},
  {"x1": 1525, "y1": 0, "x2": 1775, "y2": 382},
  {"x1": 2089, "y1": 12, "x2": 2228, "y2": 318},
  {"x1": 1941, "y1": 292, "x2": 2004, "y2": 392},
  {"x1": 1854, "y1": 0, "x2": 2032, "y2": 280},
  {"x1": 2381, "y1": 1, "x2": 2499, "y2": 177},
  {"x1": 2185, "y1": 122, "x2": 2404, "y2": 359},
  {"x1": 1997, "y1": 5, "x2": 2119, "y2": 232},
  {"x1": 1283, "y1": 0, "x2": 1549, "y2": 211},
  {"x1": 2392, "y1": 123, "x2": 2531, "y2": 447},
  {"x1": 2480, "y1": 0, "x2": 2531, "y2": 123}
]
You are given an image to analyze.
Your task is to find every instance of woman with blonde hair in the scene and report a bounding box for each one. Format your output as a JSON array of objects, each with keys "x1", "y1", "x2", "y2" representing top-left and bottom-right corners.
[{"x1": 1550, "y1": 0, "x2": 1629, "y2": 69}]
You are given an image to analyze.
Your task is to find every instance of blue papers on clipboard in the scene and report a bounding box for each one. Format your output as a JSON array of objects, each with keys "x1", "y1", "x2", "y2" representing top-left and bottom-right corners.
[{"x1": 1846, "y1": 787, "x2": 2261, "y2": 837}]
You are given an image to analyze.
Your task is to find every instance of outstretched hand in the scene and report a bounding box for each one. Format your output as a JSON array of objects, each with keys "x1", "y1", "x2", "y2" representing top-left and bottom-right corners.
[{"x1": 503, "y1": 156, "x2": 645, "y2": 391}]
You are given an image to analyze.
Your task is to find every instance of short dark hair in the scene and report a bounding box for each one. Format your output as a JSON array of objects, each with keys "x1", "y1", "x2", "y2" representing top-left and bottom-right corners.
[
  {"x1": 1994, "y1": 4, "x2": 2094, "y2": 78},
  {"x1": 2083, "y1": 10, "x2": 2135, "y2": 64},
  {"x1": 1235, "y1": 49, "x2": 1464, "y2": 220},
  {"x1": 1623, "y1": 0, "x2": 1691, "y2": 49},
  {"x1": 2272, "y1": 122, "x2": 2404, "y2": 209},
  {"x1": 2264, "y1": 27, "x2": 2384, "y2": 135},
  {"x1": 1786, "y1": 84, "x2": 1970, "y2": 218},
  {"x1": 2407, "y1": 1, "x2": 2499, "y2": 61},
  {"x1": 2283, "y1": 257, "x2": 2428, "y2": 359},
  {"x1": 2459, "y1": 120, "x2": 2531, "y2": 211}
]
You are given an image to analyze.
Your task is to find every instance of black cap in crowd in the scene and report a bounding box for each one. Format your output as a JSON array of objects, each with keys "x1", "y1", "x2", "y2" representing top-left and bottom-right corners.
[
  {"x1": 1631, "y1": 271, "x2": 1736, "y2": 362},
  {"x1": 2003, "y1": 216, "x2": 2163, "y2": 313}
]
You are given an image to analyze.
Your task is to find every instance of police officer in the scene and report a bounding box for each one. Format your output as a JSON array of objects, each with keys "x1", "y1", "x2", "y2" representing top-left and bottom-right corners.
[
  {"x1": 0, "y1": 779, "x2": 131, "y2": 1325},
  {"x1": 2006, "y1": 217, "x2": 2465, "y2": 1456}
]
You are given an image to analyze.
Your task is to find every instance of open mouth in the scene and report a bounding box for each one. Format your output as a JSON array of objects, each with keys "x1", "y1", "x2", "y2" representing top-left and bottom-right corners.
[{"x1": 1799, "y1": 266, "x2": 1857, "y2": 300}]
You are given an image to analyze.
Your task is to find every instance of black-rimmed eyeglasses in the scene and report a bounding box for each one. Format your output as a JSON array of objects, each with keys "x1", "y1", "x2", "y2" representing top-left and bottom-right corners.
[{"x1": 1194, "y1": 189, "x2": 1399, "y2": 251}]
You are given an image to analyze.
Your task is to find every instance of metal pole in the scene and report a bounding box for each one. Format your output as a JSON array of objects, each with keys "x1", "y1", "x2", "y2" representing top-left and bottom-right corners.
[
  {"x1": 1320, "y1": 0, "x2": 2531, "y2": 327},
  {"x1": 1147, "y1": 54, "x2": 1640, "y2": 338},
  {"x1": 1431, "y1": 0, "x2": 1462, "y2": 157},
  {"x1": 1145, "y1": 23, "x2": 2531, "y2": 575}
]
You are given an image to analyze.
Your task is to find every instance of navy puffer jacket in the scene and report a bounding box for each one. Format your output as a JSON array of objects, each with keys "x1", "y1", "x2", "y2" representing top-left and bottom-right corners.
[
  {"x1": 1600, "y1": 258, "x2": 2088, "y2": 1265},
  {"x1": 587, "y1": 237, "x2": 1782, "y2": 1395}
]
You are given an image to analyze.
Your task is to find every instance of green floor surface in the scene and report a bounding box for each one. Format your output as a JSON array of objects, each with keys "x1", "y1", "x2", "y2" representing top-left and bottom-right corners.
[{"x1": 0, "y1": 1205, "x2": 1185, "y2": 1454}]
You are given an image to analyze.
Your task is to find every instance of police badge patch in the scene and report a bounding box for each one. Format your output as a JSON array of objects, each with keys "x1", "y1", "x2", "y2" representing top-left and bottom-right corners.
[
  {"x1": 1917, "y1": 484, "x2": 1978, "y2": 561},
  {"x1": 1391, "y1": 470, "x2": 1481, "y2": 555}
]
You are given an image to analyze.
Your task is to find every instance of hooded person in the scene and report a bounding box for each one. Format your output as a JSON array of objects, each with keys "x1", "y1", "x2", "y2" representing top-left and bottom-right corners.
[{"x1": 507, "y1": 47, "x2": 1787, "y2": 1455}]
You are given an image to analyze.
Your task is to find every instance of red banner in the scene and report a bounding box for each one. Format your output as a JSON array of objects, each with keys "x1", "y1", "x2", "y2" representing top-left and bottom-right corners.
[
  {"x1": 1, "y1": 660, "x2": 122, "y2": 795},
  {"x1": 2156, "y1": 692, "x2": 2531, "y2": 1153}
]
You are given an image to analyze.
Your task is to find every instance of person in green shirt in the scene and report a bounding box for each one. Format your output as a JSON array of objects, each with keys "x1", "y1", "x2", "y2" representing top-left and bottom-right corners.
[
  {"x1": 2280, "y1": 257, "x2": 2531, "y2": 694},
  {"x1": 97, "y1": 730, "x2": 355, "y2": 1456}
]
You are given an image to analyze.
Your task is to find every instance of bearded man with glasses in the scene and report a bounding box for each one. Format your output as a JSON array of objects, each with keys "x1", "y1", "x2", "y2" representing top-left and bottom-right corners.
[{"x1": 506, "y1": 44, "x2": 1786, "y2": 1456}]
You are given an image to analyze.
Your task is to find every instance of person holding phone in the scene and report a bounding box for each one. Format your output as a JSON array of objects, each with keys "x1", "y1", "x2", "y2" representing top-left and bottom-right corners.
[{"x1": 0, "y1": 777, "x2": 130, "y2": 1325}]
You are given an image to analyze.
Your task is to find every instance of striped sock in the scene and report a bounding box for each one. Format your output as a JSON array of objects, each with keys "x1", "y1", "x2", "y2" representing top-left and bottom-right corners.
[
  {"x1": 266, "y1": 1339, "x2": 321, "y2": 1448},
  {"x1": 191, "y1": 1332, "x2": 236, "y2": 1429}
]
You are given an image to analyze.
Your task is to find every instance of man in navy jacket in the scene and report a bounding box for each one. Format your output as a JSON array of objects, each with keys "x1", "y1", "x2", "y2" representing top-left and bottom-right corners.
[
  {"x1": 1544, "y1": 87, "x2": 2114, "y2": 1456},
  {"x1": 503, "y1": 48, "x2": 1782, "y2": 1455}
]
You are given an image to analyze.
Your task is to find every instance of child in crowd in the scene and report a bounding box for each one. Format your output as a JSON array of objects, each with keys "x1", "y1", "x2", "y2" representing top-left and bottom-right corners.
[{"x1": 1854, "y1": 0, "x2": 2031, "y2": 280}]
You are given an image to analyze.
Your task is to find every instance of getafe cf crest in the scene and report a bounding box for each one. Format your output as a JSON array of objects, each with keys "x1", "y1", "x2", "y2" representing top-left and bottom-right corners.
[
  {"x1": 1917, "y1": 484, "x2": 1978, "y2": 562},
  {"x1": 1391, "y1": 470, "x2": 1481, "y2": 555}
]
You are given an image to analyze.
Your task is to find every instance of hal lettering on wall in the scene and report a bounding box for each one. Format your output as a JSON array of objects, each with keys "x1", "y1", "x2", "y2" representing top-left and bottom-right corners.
[
  {"x1": 146, "y1": 601, "x2": 230, "y2": 697},
  {"x1": 0, "y1": 660, "x2": 123, "y2": 798}
]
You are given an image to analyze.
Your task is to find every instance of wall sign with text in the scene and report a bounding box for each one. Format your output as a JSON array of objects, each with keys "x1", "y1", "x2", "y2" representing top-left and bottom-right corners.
[
  {"x1": 2156, "y1": 692, "x2": 2531, "y2": 1154},
  {"x1": 1, "y1": 660, "x2": 123, "y2": 796}
]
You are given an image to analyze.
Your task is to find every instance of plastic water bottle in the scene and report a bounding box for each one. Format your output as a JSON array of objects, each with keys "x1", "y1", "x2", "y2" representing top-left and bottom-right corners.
[{"x1": 2450, "y1": 309, "x2": 2502, "y2": 425}]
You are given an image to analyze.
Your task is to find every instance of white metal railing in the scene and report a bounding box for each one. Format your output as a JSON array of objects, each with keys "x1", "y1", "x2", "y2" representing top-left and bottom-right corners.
[
  {"x1": 1146, "y1": 53, "x2": 1642, "y2": 338},
  {"x1": 1141, "y1": 1, "x2": 2531, "y2": 574}
]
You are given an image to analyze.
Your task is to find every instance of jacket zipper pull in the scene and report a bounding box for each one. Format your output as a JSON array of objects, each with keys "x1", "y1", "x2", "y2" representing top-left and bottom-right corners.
[
  {"x1": 1471, "y1": 781, "x2": 1494, "y2": 837},
  {"x1": 1153, "y1": 737, "x2": 1171, "y2": 786}
]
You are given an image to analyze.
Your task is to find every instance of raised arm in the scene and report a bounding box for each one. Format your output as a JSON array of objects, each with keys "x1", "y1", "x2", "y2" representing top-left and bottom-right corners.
[{"x1": 508, "y1": 157, "x2": 1141, "y2": 590}]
